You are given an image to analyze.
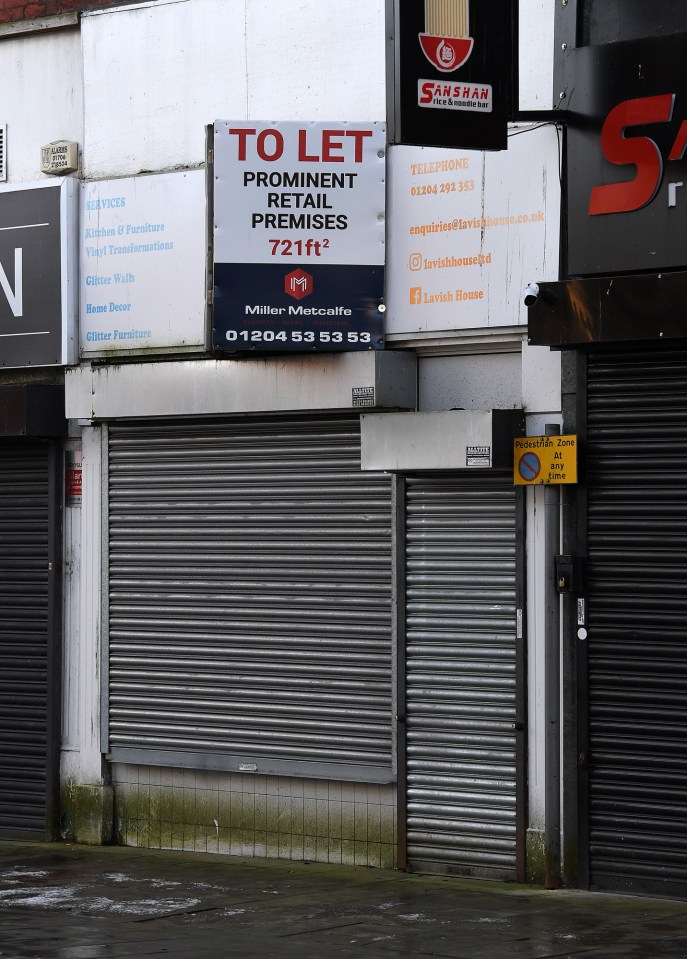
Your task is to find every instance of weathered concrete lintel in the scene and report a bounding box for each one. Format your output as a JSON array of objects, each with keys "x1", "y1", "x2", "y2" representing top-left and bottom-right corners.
[{"x1": 0, "y1": 13, "x2": 79, "y2": 40}]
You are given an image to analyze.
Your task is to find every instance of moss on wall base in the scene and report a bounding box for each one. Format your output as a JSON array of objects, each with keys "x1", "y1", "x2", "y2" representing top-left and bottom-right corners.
[
  {"x1": 60, "y1": 781, "x2": 114, "y2": 846},
  {"x1": 526, "y1": 828, "x2": 546, "y2": 884},
  {"x1": 112, "y1": 775, "x2": 398, "y2": 870}
]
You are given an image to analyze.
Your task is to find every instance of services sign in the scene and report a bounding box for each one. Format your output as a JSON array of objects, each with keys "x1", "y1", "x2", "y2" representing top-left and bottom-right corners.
[
  {"x1": 80, "y1": 171, "x2": 206, "y2": 356},
  {"x1": 212, "y1": 121, "x2": 385, "y2": 353}
]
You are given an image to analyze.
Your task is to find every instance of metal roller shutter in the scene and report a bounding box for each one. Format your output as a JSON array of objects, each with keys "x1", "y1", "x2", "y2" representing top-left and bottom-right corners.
[
  {"x1": 107, "y1": 414, "x2": 393, "y2": 779},
  {"x1": 404, "y1": 474, "x2": 521, "y2": 879},
  {"x1": 587, "y1": 349, "x2": 687, "y2": 897},
  {"x1": 0, "y1": 441, "x2": 52, "y2": 836}
]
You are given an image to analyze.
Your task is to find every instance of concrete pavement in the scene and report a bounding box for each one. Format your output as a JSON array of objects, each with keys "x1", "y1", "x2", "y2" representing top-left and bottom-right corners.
[{"x1": 0, "y1": 841, "x2": 686, "y2": 958}]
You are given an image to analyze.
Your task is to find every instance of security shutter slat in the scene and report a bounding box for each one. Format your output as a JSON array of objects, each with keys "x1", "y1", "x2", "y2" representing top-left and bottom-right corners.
[
  {"x1": 0, "y1": 442, "x2": 51, "y2": 836},
  {"x1": 587, "y1": 349, "x2": 687, "y2": 898},
  {"x1": 107, "y1": 415, "x2": 393, "y2": 773},
  {"x1": 405, "y1": 475, "x2": 519, "y2": 880}
]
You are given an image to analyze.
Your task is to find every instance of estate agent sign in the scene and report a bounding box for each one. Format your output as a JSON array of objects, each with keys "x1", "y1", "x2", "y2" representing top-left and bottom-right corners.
[{"x1": 212, "y1": 121, "x2": 386, "y2": 352}]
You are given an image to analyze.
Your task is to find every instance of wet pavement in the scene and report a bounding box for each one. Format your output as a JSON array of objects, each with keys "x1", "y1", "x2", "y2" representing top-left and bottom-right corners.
[{"x1": 0, "y1": 842, "x2": 686, "y2": 958}]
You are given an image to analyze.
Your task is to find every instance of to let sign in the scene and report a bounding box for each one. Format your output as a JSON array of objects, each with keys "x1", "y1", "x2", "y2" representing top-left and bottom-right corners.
[
  {"x1": 514, "y1": 435, "x2": 578, "y2": 485},
  {"x1": 212, "y1": 121, "x2": 385, "y2": 353}
]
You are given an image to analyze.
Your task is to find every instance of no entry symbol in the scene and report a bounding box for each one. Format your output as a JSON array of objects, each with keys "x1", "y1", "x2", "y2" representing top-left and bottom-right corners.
[{"x1": 518, "y1": 451, "x2": 541, "y2": 482}]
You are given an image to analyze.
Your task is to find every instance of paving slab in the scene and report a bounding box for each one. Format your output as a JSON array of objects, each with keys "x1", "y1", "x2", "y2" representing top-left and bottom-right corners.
[{"x1": 0, "y1": 842, "x2": 686, "y2": 958}]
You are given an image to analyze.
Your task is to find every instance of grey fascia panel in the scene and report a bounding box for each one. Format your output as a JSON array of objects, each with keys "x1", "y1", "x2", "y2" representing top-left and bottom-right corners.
[
  {"x1": 360, "y1": 410, "x2": 522, "y2": 471},
  {"x1": 108, "y1": 748, "x2": 395, "y2": 784},
  {"x1": 65, "y1": 351, "x2": 417, "y2": 420}
]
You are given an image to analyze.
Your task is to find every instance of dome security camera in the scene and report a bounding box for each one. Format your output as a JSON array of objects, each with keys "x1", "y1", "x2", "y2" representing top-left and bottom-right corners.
[{"x1": 523, "y1": 282, "x2": 540, "y2": 307}]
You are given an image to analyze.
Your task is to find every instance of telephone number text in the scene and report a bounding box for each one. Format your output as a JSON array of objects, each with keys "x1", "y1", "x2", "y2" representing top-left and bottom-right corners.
[{"x1": 226, "y1": 330, "x2": 372, "y2": 343}]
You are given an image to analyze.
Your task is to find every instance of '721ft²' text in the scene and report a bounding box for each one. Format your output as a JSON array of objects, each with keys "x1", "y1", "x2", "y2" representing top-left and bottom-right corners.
[{"x1": 269, "y1": 238, "x2": 330, "y2": 256}]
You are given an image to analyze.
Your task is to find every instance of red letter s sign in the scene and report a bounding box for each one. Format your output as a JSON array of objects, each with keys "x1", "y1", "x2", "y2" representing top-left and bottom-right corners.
[
  {"x1": 588, "y1": 94, "x2": 674, "y2": 215},
  {"x1": 419, "y1": 82, "x2": 434, "y2": 105}
]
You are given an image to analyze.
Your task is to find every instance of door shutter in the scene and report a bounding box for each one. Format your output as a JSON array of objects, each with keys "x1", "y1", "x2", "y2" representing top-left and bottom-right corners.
[
  {"x1": 0, "y1": 441, "x2": 52, "y2": 836},
  {"x1": 404, "y1": 474, "x2": 521, "y2": 879},
  {"x1": 107, "y1": 415, "x2": 393, "y2": 780},
  {"x1": 587, "y1": 349, "x2": 687, "y2": 897}
]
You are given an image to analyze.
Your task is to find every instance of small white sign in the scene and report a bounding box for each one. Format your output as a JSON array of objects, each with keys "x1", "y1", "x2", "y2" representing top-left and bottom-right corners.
[
  {"x1": 577, "y1": 598, "x2": 586, "y2": 626},
  {"x1": 418, "y1": 80, "x2": 493, "y2": 113},
  {"x1": 40, "y1": 140, "x2": 78, "y2": 175},
  {"x1": 466, "y1": 445, "x2": 491, "y2": 467},
  {"x1": 386, "y1": 125, "x2": 560, "y2": 335},
  {"x1": 80, "y1": 171, "x2": 206, "y2": 355}
]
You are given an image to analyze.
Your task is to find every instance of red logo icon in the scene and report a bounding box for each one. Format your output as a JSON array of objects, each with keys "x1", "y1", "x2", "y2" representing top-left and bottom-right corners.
[
  {"x1": 285, "y1": 269, "x2": 313, "y2": 300},
  {"x1": 419, "y1": 1, "x2": 473, "y2": 73}
]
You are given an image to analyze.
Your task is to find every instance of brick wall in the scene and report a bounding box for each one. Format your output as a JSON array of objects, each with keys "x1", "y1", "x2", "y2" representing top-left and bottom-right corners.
[{"x1": 0, "y1": 0, "x2": 145, "y2": 24}]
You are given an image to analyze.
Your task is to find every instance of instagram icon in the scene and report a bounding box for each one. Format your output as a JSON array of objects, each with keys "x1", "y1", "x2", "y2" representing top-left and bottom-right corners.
[{"x1": 409, "y1": 252, "x2": 423, "y2": 271}]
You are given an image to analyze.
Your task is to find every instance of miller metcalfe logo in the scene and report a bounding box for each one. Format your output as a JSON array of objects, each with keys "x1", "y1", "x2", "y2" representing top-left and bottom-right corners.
[
  {"x1": 285, "y1": 268, "x2": 313, "y2": 300},
  {"x1": 419, "y1": 0, "x2": 474, "y2": 73}
]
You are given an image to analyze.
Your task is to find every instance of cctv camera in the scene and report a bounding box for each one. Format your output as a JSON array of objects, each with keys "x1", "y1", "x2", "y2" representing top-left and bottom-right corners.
[{"x1": 523, "y1": 283, "x2": 540, "y2": 307}]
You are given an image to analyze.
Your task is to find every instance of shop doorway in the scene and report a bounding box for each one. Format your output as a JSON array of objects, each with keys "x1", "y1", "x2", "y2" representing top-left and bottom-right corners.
[{"x1": 401, "y1": 474, "x2": 526, "y2": 880}]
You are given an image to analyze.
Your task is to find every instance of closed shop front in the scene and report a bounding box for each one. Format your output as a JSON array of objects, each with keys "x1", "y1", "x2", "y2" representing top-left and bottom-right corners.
[
  {"x1": 530, "y1": 294, "x2": 687, "y2": 896},
  {"x1": 65, "y1": 350, "x2": 415, "y2": 867},
  {"x1": 361, "y1": 411, "x2": 526, "y2": 880},
  {"x1": 402, "y1": 474, "x2": 525, "y2": 880},
  {"x1": 104, "y1": 413, "x2": 394, "y2": 781},
  {"x1": 583, "y1": 348, "x2": 687, "y2": 897},
  {"x1": 528, "y1": 0, "x2": 687, "y2": 895},
  {"x1": 0, "y1": 180, "x2": 75, "y2": 838},
  {"x1": 0, "y1": 397, "x2": 64, "y2": 839}
]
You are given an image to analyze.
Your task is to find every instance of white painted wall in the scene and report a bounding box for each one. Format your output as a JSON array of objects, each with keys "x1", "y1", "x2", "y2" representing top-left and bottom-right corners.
[
  {"x1": 0, "y1": 0, "x2": 546, "y2": 182},
  {"x1": 246, "y1": 1, "x2": 386, "y2": 121},
  {"x1": 0, "y1": 27, "x2": 83, "y2": 183},
  {"x1": 418, "y1": 353, "x2": 523, "y2": 411},
  {"x1": 522, "y1": 341, "x2": 561, "y2": 414},
  {"x1": 82, "y1": 0, "x2": 386, "y2": 179},
  {"x1": 519, "y1": 0, "x2": 556, "y2": 112}
]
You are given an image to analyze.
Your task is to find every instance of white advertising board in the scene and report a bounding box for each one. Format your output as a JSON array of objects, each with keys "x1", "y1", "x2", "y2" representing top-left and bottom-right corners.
[
  {"x1": 80, "y1": 170, "x2": 206, "y2": 355},
  {"x1": 386, "y1": 125, "x2": 560, "y2": 335},
  {"x1": 212, "y1": 121, "x2": 385, "y2": 352}
]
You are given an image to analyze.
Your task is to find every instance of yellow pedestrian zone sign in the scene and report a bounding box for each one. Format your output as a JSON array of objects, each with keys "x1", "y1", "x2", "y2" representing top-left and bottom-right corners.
[{"x1": 514, "y1": 435, "x2": 578, "y2": 485}]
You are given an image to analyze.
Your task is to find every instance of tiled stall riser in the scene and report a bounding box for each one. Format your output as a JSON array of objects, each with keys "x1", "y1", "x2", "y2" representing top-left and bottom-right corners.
[{"x1": 112, "y1": 765, "x2": 397, "y2": 869}]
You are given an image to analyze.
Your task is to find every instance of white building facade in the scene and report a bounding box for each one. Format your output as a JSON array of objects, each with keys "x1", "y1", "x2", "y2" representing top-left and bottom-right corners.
[{"x1": 0, "y1": 0, "x2": 563, "y2": 883}]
